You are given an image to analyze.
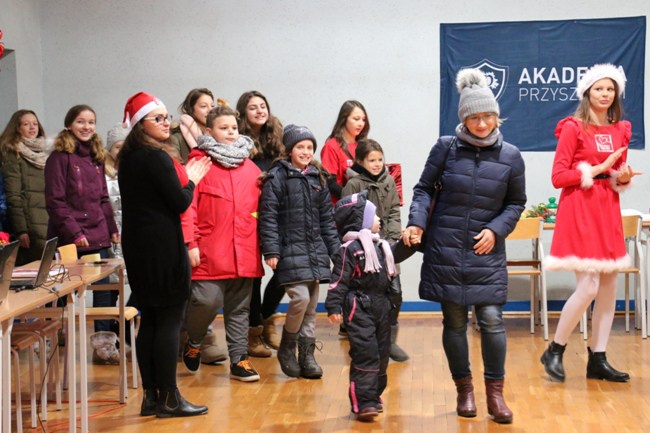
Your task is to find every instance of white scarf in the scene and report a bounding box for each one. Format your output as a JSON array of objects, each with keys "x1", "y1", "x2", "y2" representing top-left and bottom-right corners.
[{"x1": 18, "y1": 137, "x2": 49, "y2": 169}]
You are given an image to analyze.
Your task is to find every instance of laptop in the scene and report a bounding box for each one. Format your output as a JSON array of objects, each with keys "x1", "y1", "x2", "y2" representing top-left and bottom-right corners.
[
  {"x1": 0, "y1": 241, "x2": 20, "y2": 304},
  {"x1": 10, "y1": 237, "x2": 59, "y2": 290}
]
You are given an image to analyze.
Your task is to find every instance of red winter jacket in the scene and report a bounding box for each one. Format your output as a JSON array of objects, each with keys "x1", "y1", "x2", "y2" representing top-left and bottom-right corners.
[{"x1": 187, "y1": 148, "x2": 264, "y2": 280}]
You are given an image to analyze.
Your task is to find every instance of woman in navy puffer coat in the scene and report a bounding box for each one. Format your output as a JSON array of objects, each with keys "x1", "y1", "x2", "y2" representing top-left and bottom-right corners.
[{"x1": 404, "y1": 69, "x2": 526, "y2": 424}]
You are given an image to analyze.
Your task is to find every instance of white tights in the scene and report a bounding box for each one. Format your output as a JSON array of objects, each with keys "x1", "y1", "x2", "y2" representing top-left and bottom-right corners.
[{"x1": 553, "y1": 271, "x2": 617, "y2": 352}]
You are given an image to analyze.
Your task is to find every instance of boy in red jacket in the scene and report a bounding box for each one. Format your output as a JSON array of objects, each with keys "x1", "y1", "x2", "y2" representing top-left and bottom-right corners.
[{"x1": 181, "y1": 105, "x2": 264, "y2": 382}]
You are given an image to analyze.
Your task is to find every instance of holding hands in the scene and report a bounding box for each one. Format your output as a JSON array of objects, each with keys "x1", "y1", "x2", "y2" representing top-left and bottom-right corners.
[
  {"x1": 328, "y1": 313, "x2": 342, "y2": 324},
  {"x1": 402, "y1": 226, "x2": 423, "y2": 248}
]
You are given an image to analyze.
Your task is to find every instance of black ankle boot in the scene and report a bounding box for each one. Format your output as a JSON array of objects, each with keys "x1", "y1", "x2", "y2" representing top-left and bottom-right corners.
[
  {"x1": 277, "y1": 328, "x2": 300, "y2": 378},
  {"x1": 540, "y1": 341, "x2": 566, "y2": 382},
  {"x1": 586, "y1": 347, "x2": 630, "y2": 382},
  {"x1": 140, "y1": 388, "x2": 158, "y2": 416},
  {"x1": 156, "y1": 389, "x2": 208, "y2": 418}
]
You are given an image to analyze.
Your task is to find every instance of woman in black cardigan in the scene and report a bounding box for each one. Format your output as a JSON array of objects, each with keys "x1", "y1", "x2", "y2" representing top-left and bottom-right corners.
[{"x1": 119, "y1": 92, "x2": 210, "y2": 418}]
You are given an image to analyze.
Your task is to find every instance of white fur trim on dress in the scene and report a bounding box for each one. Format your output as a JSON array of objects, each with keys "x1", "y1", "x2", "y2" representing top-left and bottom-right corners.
[
  {"x1": 544, "y1": 254, "x2": 631, "y2": 273},
  {"x1": 577, "y1": 162, "x2": 593, "y2": 189},
  {"x1": 609, "y1": 167, "x2": 633, "y2": 193}
]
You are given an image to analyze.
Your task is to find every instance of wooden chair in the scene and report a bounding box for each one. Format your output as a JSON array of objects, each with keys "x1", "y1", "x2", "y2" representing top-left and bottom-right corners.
[
  {"x1": 12, "y1": 319, "x2": 63, "y2": 420},
  {"x1": 581, "y1": 214, "x2": 647, "y2": 340},
  {"x1": 10, "y1": 332, "x2": 40, "y2": 432},
  {"x1": 52, "y1": 244, "x2": 140, "y2": 399},
  {"x1": 506, "y1": 218, "x2": 548, "y2": 340},
  {"x1": 56, "y1": 243, "x2": 78, "y2": 263}
]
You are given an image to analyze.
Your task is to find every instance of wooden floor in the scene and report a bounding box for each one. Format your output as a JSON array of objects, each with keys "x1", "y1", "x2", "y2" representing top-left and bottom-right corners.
[{"x1": 16, "y1": 313, "x2": 650, "y2": 433}]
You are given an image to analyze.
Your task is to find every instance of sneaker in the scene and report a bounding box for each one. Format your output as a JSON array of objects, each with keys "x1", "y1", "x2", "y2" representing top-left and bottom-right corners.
[
  {"x1": 183, "y1": 342, "x2": 201, "y2": 374},
  {"x1": 230, "y1": 356, "x2": 260, "y2": 382}
]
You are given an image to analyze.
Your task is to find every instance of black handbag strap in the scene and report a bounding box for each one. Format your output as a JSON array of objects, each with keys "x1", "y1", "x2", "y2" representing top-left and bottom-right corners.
[{"x1": 433, "y1": 136, "x2": 456, "y2": 192}]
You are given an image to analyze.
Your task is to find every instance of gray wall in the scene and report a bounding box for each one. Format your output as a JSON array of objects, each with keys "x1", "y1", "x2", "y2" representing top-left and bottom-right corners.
[{"x1": 1, "y1": 0, "x2": 649, "y2": 306}]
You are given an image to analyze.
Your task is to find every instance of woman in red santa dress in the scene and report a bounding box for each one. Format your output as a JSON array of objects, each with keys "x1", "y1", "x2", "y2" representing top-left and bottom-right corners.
[{"x1": 541, "y1": 63, "x2": 642, "y2": 383}]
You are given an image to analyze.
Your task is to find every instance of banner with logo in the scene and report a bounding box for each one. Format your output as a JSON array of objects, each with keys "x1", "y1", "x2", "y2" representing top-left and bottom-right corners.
[{"x1": 440, "y1": 16, "x2": 646, "y2": 151}]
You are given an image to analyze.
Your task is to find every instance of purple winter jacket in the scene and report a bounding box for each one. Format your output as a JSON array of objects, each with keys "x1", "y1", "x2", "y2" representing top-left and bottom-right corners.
[{"x1": 44, "y1": 141, "x2": 118, "y2": 252}]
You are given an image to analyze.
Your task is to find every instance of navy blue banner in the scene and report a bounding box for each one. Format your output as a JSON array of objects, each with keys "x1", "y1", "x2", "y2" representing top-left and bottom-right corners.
[{"x1": 440, "y1": 17, "x2": 646, "y2": 151}]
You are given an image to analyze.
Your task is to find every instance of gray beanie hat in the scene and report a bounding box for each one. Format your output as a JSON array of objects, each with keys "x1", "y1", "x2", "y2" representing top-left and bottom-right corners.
[
  {"x1": 282, "y1": 124, "x2": 317, "y2": 154},
  {"x1": 456, "y1": 68, "x2": 500, "y2": 122},
  {"x1": 106, "y1": 123, "x2": 130, "y2": 150}
]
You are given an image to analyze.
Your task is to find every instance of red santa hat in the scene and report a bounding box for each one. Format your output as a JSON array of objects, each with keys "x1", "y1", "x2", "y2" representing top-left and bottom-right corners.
[{"x1": 123, "y1": 91, "x2": 165, "y2": 128}]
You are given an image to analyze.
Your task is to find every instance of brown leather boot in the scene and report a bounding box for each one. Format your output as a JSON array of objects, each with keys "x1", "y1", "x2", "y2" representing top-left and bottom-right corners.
[
  {"x1": 453, "y1": 376, "x2": 476, "y2": 417},
  {"x1": 262, "y1": 317, "x2": 281, "y2": 350},
  {"x1": 247, "y1": 326, "x2": 272, "y2": 358},
  {"x1": 485, "y1": 378, "x2": 513, "y2": 424}
]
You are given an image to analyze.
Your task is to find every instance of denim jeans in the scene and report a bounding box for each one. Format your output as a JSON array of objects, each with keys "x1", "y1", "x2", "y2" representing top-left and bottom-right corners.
[{"x1": 441, "y1": 302, "x2": 506, "y2": 380}]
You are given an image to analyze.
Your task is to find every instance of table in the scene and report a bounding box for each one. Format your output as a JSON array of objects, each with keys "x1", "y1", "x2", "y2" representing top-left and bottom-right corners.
[
  {"x1": 0, "y1": 279, "x2": 83, "y2": 433},
  {"x1": 1, "y1": 258, "x2": 126, "y2": 433}
]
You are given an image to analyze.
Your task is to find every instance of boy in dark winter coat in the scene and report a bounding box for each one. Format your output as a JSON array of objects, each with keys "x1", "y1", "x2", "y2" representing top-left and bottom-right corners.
[{"x1": 326, "y1": 191, "x2": 402, "y2": 422}]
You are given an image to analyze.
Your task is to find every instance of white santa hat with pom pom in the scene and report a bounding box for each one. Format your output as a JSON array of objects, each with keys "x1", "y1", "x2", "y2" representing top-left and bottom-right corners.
[{"x1": 575, "y1": 63, "x2": 626, "y2": 101}]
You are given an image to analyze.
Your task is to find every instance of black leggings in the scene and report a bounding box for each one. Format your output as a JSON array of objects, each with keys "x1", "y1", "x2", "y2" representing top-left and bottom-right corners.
[
  {"x1": 137, "y1": 302, "x2": 186, "y2": 392},
  {"x1": 249, "y1": 274, "x2": 284, "y2": 327}
]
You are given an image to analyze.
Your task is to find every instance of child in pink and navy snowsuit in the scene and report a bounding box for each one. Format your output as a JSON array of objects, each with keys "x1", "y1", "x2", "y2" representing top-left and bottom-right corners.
[{"x1": 326, "y1": 191, "x2": 407, "y2": 422}]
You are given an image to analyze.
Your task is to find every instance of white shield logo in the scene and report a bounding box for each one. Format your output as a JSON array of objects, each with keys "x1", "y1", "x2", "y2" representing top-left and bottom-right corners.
[{"x1": 466, "y1": 59, "x2": 509, "y2": 101}]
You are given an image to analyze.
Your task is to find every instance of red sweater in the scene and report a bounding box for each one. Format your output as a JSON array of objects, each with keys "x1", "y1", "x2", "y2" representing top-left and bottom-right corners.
[{"x1": 320, "y1": 137, "x2": 357, "y2": 203}]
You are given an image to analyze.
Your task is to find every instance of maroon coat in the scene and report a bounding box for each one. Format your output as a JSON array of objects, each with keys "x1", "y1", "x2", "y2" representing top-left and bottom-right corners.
[{"x1": 44, "y1": 141, "x2": 118, "y2": 252}]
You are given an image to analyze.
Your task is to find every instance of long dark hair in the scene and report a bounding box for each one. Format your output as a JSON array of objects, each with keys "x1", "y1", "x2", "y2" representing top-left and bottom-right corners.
[
  {"x1": 178, "y1": 88, "x2": 214, "y2": 128},
  {"x1": 236, "y1": 90, "x2": 284, "y2": 160},
  {"x1": 327, "y1": 100, "x2": 370, "y2": 154},
  {"x1": 118, "y1": 120, "x2": 180, "y2": 165}
]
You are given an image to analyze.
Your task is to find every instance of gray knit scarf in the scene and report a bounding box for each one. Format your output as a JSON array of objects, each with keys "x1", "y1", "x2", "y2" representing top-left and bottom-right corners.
[
  {"x1": 455, "y1": 123, "x2": 500, "y2": 148},
  {"x1": 196, "y1": 134, "x2": 254, "y2": 168},
  {"x1": 342, "y1": 229, "x2": 397, "y2": 277}
]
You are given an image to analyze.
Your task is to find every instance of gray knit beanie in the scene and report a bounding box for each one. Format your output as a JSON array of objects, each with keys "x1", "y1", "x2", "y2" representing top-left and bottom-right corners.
[
  {"x1": 106, "y1": 123, "x2": 130, "y2": 150},
  {"x1": 282, "y1": 124, "x2": 317, "y2": 154},
  {"x1": 456, "y1": 68, "x2": 500, "y2": 122}
]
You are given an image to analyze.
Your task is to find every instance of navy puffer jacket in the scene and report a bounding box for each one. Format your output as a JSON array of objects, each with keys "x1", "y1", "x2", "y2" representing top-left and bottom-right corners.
[
  {"x1": 259, "y1": 160, "x2": 340, "y2": 286},
  {"x1": 408, "y1": 134, "x2": 526, "y2": 306}
]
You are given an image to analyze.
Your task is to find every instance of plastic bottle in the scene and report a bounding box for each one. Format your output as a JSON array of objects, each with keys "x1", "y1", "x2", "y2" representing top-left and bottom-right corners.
[{"x1": 546, "y1": 197, "x2": 558, "y2": 223}]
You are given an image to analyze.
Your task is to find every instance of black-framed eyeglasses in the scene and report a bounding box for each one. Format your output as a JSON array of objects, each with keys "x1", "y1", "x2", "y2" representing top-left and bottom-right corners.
[{"x1": 143, "y1": 114, "x2": 173, "y2": 124}]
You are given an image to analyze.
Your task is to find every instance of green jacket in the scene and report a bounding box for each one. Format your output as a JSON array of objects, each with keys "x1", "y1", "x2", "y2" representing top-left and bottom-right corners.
[
  {"x1": 342, "y1": 165, "x2": 402, "y2": 242},
  {"x1": 1, "y1": 153, "x2": 49, "y2": 263},
  {"x1": 170, "y1": 125, "x2": 191, "y2": 164}
]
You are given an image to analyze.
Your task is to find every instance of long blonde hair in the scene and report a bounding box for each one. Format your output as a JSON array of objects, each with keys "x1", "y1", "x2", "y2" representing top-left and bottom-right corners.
[{"x1": 53, "y1": 105, "x2": 106, "y2": 164}]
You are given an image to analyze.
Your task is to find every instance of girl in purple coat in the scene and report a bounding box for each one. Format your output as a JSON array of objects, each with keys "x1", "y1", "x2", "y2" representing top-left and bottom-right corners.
[{"x1": 45, "y1": 105, "x2": 120, "y2": 344}]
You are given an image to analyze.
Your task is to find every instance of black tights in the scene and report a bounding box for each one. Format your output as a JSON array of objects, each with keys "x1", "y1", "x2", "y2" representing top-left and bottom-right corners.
[
  {"x1": 137, "y1": 302, "x2": 186, "y2": 392},
  {"x1": 249, "y1": 274, "x2": 284, "y2": 327}
]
